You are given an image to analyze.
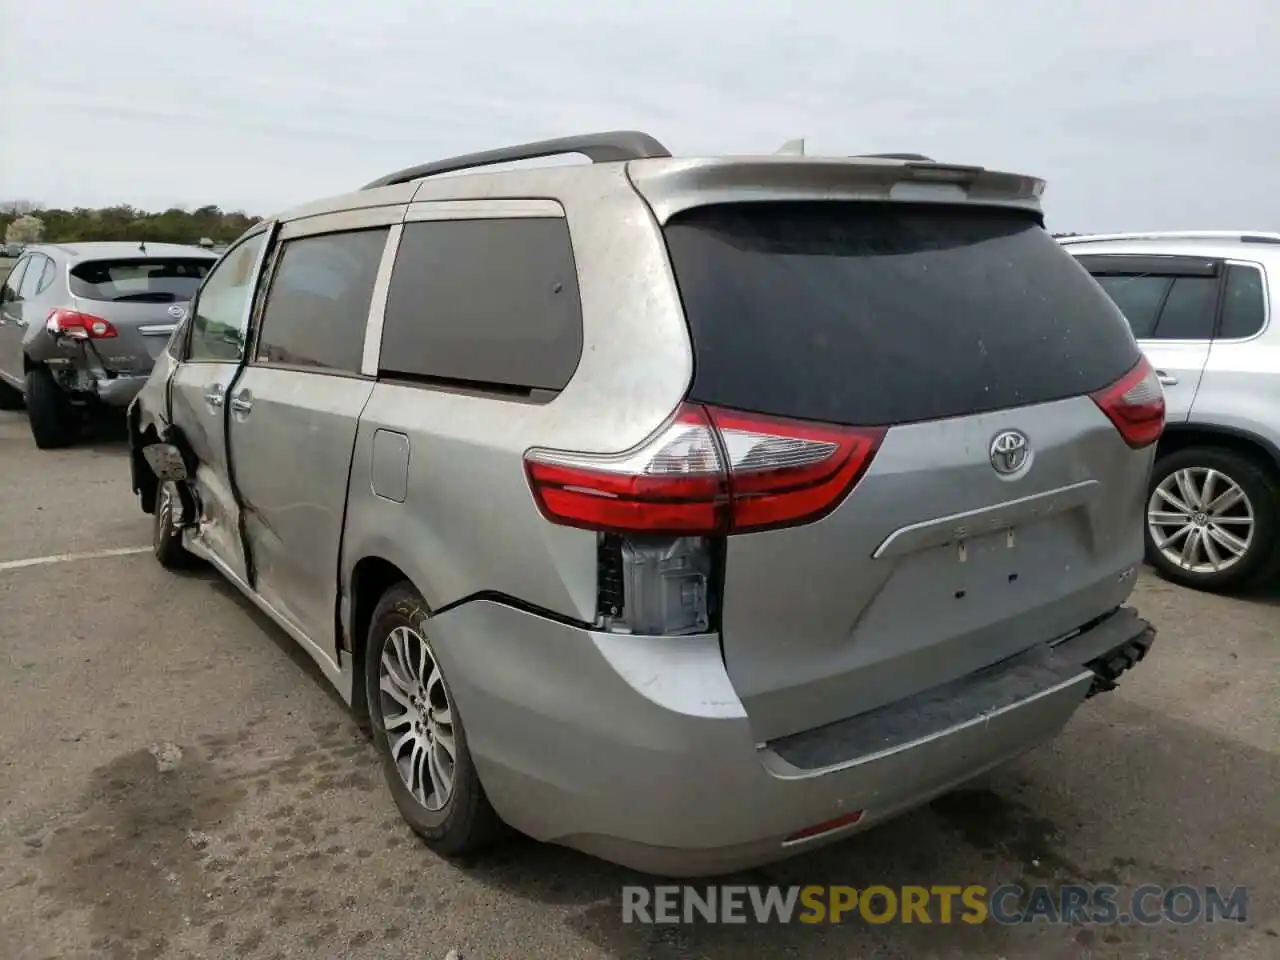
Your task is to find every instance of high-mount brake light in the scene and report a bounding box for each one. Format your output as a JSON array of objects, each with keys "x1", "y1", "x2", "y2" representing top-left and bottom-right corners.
[
  {"x1": 46, "y1": 308, "x2": 118, "y2": 340},
  {"x1": 1089, "y1": 357, "x2": 1165, "y2": 449},
  {"x1": 523, "y1": 403, "x2": 885, "y2": 536}
]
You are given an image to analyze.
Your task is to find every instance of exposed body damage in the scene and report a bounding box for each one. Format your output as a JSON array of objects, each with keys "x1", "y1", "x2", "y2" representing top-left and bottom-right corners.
[{"x1": 128, "y1": 131, "x2": 1161, "y2": 877}]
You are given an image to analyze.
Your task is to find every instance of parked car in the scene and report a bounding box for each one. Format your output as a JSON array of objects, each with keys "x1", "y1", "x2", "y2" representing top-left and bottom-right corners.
[
  {"x1": 1061, "y1": 231, "x2": 1280, "y2": 592},
  {"x1": 0, "y1": 242, "x2": 218, "y2": 447},
  {"x1": 128, "y1": 131, "x2": 1161, "y2": 877}
]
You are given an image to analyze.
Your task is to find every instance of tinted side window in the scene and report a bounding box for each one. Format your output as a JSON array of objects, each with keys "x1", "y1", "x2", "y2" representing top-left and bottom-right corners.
[
  {"x1": 255, "y1": 228, "x2": 387, "y2": 374},
  {"x1": 18, "y1": 255, "x2": 45, "y2": 298},
  {"x1": 1094, "y1": 275, "x2": 1170, "y2": 339},
  {"x1": 36, "y1": 257, "x2": 56, "y2": 294},
  {"x1": 2, "y1": 257, "x2": 30, "y2": 301},
  {"x1": 1218, "y1": 265, "x2": 1267, "y2": 340},
  {"x1": 380, "y1": 218, "x2": 583, "y2": 392},
  {"x1": 188, "y1": 232, "x2": 267, "y2": 362},
  {"x1": 1152, "y1": 276, "x2": 1219, "y2": 340}
]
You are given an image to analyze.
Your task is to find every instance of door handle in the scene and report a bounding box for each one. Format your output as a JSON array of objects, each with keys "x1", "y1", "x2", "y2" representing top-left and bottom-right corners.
[
  {"x1": 1155, "y1": 370, "x2": 1178, "y2": 387},
  {"x1": 230, "y1": 393, "x2": 253, "y2": 415},
  {"x1": 204, "y1": 387, "x2": 224, "y2": 407}
]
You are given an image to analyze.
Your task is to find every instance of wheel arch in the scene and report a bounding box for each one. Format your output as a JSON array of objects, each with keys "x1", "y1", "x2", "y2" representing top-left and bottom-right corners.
[
  {"x1": 128, "y1": 400, "x2": 164, "y2": 513},
  {"x1": 346, "y1": 555, "x2": 418, "y2": 728},
  {"x1": 1157, "y1": 423, "x2": 1280, "y2": 484}
]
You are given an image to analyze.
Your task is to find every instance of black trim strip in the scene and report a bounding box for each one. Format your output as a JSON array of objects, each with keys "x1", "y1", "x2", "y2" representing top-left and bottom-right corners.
[
  {"x1": 430, "y1": 590, "x2": 595, "y2": 631},
  {"x1": 377, "y1": 370, "x2": 560, "y2": 404},
  {"x1": 1075, "y1": 254, "x2": 1222, "y2": 277}
]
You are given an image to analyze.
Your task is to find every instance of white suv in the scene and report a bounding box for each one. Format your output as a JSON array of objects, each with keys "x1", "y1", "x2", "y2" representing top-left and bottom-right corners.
[{"x1": 1063, "y1": 231, "x2": 1280, "y2": 592}]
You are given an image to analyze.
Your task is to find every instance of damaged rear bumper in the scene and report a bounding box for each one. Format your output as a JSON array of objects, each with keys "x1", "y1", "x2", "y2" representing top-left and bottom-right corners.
[{"x1": 423, "y1": 599, "x2": 1156, "y2": 877}]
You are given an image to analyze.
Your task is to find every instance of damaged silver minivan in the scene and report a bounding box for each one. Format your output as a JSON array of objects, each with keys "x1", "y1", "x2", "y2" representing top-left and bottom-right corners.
[{"x1": 128, "y1": 132, "x2": 1161, "y2": 876}]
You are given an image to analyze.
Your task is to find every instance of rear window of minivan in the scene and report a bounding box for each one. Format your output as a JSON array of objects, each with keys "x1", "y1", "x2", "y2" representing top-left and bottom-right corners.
[
  {"x1": 69, "y1": 258, "x2": 213, "y2": 304},
  {"x1": 662, "y1": 202, "x2": 1140, "y2": 427}
]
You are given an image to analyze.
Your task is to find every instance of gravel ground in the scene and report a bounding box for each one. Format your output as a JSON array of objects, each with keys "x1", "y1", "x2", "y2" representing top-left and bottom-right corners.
[{"x1": 0, "y1": 409, "x2": 1276, "y2": 960}]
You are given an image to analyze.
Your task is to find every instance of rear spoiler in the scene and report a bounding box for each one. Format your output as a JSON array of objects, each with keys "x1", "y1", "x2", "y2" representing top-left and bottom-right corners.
[{"x1": 625, "y1": 155, "x2": 1047, "y2": 224}]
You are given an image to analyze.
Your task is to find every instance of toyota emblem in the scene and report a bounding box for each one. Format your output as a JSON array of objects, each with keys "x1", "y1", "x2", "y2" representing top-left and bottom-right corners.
[
  {"x1": 167, "y1": 304, "x2": 186, "y2": 320},
  {"x1": 989, "y1": 429, "x2": 1031, "y2": 476}
]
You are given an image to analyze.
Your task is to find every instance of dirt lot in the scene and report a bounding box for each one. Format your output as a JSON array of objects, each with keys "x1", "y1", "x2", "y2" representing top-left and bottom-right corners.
[{"x1": 0, "y1": 409, "x2": 1277, "y2": 960}]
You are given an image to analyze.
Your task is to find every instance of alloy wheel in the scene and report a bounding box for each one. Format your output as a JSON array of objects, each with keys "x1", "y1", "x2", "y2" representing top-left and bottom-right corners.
[
  {"x1": 377, "y1": 626, "x2": 456, "y2": 811},
  {"x1": 1147, "y1": 467, "x2": 1255, "y2": 575},
  {"x1": 157, "y1": 483, "x2": 175, "y2": 534}
]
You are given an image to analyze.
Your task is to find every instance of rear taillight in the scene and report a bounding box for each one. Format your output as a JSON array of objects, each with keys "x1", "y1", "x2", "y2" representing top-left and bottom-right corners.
[
  {"x1": 1090, "y1": 357, "x2": 1165, "y2": 449},
  {"x1": 46, "y1": 308, "x2": 118, "y2": 340},
  {"x1": 523, "y1": 404, "x2": 885, "y2": 536}
]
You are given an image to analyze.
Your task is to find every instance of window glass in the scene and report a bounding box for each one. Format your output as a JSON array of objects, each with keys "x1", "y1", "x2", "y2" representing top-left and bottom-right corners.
[
  {"x1": 1218, "y1": 264, "x2": 1266, "y2": 340},
  {"x1": 36, "y1": 257, "x2": 56, "y2": 294},
  {"x1": 18, "y1": 256, "x2": 45, "y2": 298},
  {"x1": 188, "y1": 232, "x2": 267, "y2": 362},
  {"x1": 255, "y1": 228, "x2": 387, "y2": 374},
  {"x1": 1152, "y1": 276, "x2": 1219, "y2": 340},
  {"x1": 661, "y1": 202, "x2": 1138, "y2": 427},
  {"x1": 379, "y1": 218, "x2": 584, "y2": 391},
  {"x1": 1094, "y1": 275, "x2": 1170, "y2": 339},
  {"x1": 69, "y1": 258, "x2": 212, "y2": 303},
  {"x1": 1, "y1": 258, "x2": 30, "y2": 302}
]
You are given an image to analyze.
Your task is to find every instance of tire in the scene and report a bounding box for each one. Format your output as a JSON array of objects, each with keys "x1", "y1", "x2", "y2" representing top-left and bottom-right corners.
[
  {"x1": 0, "y1": 378, "x2": 22, "y2": 411},
  {"x1": 25, "y1": 366, "x2": 77, "y2": 449},
  {"x1": 363, "y1": 581, "x2": 506, "y2": 858},
  {"x1": 153, "y1": 481, "x2": 195, "y2": 570},
  {"x1": 1144, "y1": 446, "x2": 1279, "y2": 592}
]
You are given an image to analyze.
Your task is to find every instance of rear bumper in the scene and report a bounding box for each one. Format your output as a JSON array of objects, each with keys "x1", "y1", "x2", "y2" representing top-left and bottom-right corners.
[
  {"x1": 427, "y1": 601, "x2": 1154, "y2": 877},
  {"x1": 92, "y1": 373, "x2": 148, "y2": 408}
]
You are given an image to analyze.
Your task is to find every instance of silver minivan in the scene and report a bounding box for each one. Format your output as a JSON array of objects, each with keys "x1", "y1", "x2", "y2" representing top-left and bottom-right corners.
[{"x1": 129, "y1": 132, "x2": 1162, "y2": 876}]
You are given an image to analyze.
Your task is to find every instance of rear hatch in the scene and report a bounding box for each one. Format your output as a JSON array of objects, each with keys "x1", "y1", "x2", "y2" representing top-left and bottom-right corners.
[
  {"x1": 66, "y1": 256, "x2": 213, "y2": 373},
  {"x1": 661, "y1": 201, "x2": 1158, "y2": 742}
]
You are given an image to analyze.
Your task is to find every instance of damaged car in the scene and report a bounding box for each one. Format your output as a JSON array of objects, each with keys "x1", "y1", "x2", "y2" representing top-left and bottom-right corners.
[
  {"x1": 0, "y1": 241, "x2": 216, "y2": 448},
  {"x1": 128, "y1": 131, "x2": 1163, "y2": 877}
]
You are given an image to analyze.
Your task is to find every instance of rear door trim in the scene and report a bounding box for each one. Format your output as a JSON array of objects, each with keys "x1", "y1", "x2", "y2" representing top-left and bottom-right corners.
[{"x1": 872, "y1": 479, "x2": 1100, "y2": 559}]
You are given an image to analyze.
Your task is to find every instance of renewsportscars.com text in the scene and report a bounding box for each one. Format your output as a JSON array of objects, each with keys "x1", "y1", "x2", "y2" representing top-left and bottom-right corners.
[{"x1": 621, "y1": 884, "x2": 1249, "y2": 926}]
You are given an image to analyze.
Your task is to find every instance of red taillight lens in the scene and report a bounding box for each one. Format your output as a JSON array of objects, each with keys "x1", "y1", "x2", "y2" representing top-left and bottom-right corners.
[
  {"x1": 524, "y1": 405, "x2": 729, "y2": 535},
  {"x1": 523, "y1": 404, "x2": 885, "y2": 536},
  {"x1": 707, "y1": 407, "x2": 885, "y2": 533},
  {"x1": 46, "y1": 308, "x2": 118, "y2": 340},
  {"x1": 1090, "y1": 357, "x2": 1165, "y2": 449}
]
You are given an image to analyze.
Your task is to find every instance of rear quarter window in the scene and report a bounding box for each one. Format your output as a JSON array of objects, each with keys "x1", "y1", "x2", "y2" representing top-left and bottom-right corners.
[
  {"x1": 663, "y1": 202, "x2": 1140, "y2": 427},
  {"x1": 1218, "y1": 264, "x2": 1267, "y2": 339},
  {"x1": 379, "y1": 217, "x2": 583, "y2": 393}
]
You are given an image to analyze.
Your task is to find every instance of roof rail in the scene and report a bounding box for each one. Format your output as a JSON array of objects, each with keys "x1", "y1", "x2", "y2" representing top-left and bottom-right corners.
[
  {"x1": 1059, "y1": 230, "x2": 1280, "y2": 245},
  {"x1": 360, "y1": 130, "x2": 671, "y2": 190},
  {"x1": 854, "y1": 152, "x2": 936, "y2": 162}
]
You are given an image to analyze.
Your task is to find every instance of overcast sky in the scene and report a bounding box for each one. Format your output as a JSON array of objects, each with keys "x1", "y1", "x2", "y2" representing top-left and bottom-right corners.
[{"x1": 1, "y1": 0, "x2": 1277, "y2": 232}]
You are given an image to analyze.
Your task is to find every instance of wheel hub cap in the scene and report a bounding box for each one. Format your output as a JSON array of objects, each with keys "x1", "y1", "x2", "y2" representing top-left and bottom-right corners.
[
  {"x1": 376, "y1": 625, "x2": 456, "y2": 811},
  {"x1": 1147, "y1": 467, "x2": 1255, "y2": 575}
]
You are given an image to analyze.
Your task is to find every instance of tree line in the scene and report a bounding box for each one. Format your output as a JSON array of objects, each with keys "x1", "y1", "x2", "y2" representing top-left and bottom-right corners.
[
  {"x1": 0, "y1": 200, "x2": 1087, "y2": 248},
  {"x1": 1, "y1": 201, "x2": 262, "y2": 247}
]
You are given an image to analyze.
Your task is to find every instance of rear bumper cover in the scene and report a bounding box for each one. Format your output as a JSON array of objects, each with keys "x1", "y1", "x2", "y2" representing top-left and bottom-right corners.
[
  {"x1": 92, "y1": 372, "x2": 149, "y2": 408},
  {"x1": 427, "y1": 600, "x2": 1154, "y2": 877}
]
